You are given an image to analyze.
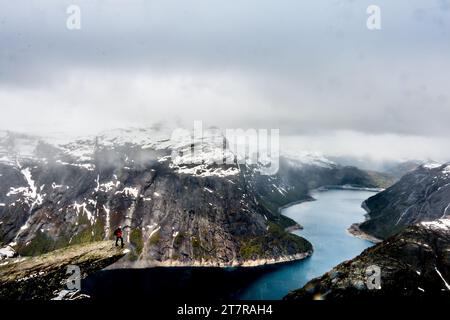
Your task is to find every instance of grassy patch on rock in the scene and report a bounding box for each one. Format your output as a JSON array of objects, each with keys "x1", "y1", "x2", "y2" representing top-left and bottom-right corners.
[
  {"x1": 148, "y1": 230, "x2": 161, "y2": 246},
  {"x1": 17, "y1": 231, "x2": 55, "y2": 256},
  {"x1": 129, "y1": 228, "x2": 144, "y2": 261},
  {"x1": 239, "y1": 222, "x2": 312, "y2": 261}
]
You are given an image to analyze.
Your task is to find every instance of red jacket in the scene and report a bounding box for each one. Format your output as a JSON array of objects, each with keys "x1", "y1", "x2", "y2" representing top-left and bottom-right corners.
[{"x1": 114, "y1": 228, "x2": 123, "y2": 238}]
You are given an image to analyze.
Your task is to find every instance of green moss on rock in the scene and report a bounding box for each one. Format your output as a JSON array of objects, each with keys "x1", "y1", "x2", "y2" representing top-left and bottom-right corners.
[
  {"x1": 17, "y1": 231, "x2": 55, "y2": 256},
  {"x1": 130, "y1": 228, "x2": 143, "y2": 256},
  {"x1": 92, "y1": 219, "x2": 105, "y2": 241},
  {"x1": 240, "y1": 241, "x2": 264, "y2": 260},
  {"x1": 239, "y1": 221, "x2": 312, "y2": 261},
  {"x1": 70, "y1": 214, "x2": 105, "y2": 245}
]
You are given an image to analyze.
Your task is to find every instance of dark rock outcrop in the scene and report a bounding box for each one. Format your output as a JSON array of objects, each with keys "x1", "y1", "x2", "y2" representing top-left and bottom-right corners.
[
  {"x1": 357, "y1": 163, "x2": 450, "y2": 239},
  {"x1": 0, "y1": 241, "x2": 128, "y2": 300},
  {"x1": 284, "y1": 219, "x2": 450, "y2": 300}
]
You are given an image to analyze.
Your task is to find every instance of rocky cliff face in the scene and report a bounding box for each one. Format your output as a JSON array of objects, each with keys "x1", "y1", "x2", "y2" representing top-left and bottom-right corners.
[
  {"x1": 0, "y1": 128, "x2": 388, "y2": 266},
  {"x1": 285, "y1": 219, "x2": 450, "y2": 300},
  {"x1": 357, "y1": 163, "x2": 450, "y2": 240}
]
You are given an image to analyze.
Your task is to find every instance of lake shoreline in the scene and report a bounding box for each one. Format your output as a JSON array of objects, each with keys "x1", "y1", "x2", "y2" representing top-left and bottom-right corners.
[
  {"x1": 277, "y1": 196, "x2": 316, "y2": 214},
  {"x1": 86, "y1": 189, "x2": 377, "y2": 300},
  {"x1": 279, "y1": 196, "x2": 316, "y2": 231},
  {"x1": 313, "y1": 184, "x2": 384, "y2": 193},
  {"x1": 108, "y1": 250, "x2": 313, "y2": 269},
  {"x1": 347, "y1": 223, "x2": 383, "y2": 243},
  {"x1": 346, "y1": 196, "x2": 383, "y2": 243}
]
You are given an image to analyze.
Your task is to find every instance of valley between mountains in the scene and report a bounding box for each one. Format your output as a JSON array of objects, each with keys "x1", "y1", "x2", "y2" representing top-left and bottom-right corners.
[
  {"x1": 0, "y1": 128, "x2": 389, "y2": 267},
  {"x1": 1, "y1": 128, "x2": 449, "y2": 300}
]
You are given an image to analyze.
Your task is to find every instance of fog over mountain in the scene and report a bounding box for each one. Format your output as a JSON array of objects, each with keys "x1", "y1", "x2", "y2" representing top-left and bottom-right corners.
[{"x1": 1, "y1": 0, "x2": 450, "y2": 163}]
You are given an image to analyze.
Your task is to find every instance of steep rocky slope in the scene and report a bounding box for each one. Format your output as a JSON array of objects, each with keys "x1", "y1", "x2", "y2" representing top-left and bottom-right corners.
[
  {"x1": 0, "y1": 128, "x2": 389, "y2": 266},
  {"x1": 0, "y1": 241, "x2": 128, "y2": 300},
  {"x1": 355, "y1": 163, "x2": 450, "y2": 239},
  {"x1": 285, "y1": 219, "x2": 450, "y2": 300}
]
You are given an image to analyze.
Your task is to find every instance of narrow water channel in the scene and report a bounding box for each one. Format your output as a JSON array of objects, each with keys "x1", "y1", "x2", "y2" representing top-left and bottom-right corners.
[{"x1": 82, "y1": 189, "x2": 375, "y2": 300}]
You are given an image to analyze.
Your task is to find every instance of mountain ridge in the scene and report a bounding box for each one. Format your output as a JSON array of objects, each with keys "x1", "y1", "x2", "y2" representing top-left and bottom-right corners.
[
  {"x1": 356, "y1": 162, "x2": 450, "y2": 239},
  {"x1": 0, "y1": 128, "x2": 391, "y2": 267}
]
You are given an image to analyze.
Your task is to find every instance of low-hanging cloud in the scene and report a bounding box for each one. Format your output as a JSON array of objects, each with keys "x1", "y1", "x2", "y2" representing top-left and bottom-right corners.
[{"x1": 1, "y1": 0, "x2": 450, "y2": 162}]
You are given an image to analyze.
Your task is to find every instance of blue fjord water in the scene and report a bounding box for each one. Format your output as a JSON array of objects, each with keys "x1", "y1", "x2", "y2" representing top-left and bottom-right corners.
[
  {"x1": 82, "y1": 189, "x2": 375, "y2": 300},
  {"x1": 238, "y1": 189, "x2": 375, "y2": 299}
]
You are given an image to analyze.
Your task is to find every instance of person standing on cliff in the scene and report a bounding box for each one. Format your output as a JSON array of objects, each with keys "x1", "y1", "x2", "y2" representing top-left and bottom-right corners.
[
  {"x1": 113, "y1": 226, "x2": 124, "y2": 248},
  {"x1": 113, "y1": 225, "x2": 130, "y2": 248}
]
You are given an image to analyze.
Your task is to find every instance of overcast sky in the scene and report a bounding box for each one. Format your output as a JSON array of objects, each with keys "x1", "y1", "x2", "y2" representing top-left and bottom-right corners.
[{"x1": 1, "y1": 1, "x2": 450, "y2": 162}]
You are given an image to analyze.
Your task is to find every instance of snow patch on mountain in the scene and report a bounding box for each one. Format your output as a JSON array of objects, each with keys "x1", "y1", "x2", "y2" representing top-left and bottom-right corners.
[
  {"x1": 97, "y1": 126, "x2": 175, "y2": 149},
  {"x1": 71, "y1": 201, "x2": 95, "y2": 225},
  {"x1": 435, "y1": 267, "x2": 450, "y2": 290},
  {"x1": 422, "y1": 162, "x2": 442, "y2": 169},
  {"x1": 442, "y1": 165, "x2": 450, "y2": 175},
  {"x1": 55, "y1": 160, "x2": 95, "y2": 171},
  {"x1": 103, "y1": 205, "x2": 111, "y2": 237},
  {"x1": 99, "y1": 180, "x2": 121, "y2": 192},
  {"x1": 115, "y1": 187, "x2": 139, "y2": 198},
  {"x1": 282, "y1": 151, "x2": 336, "y2": 169},
  {"x1": 6, "y1": 166, "x2": 45, "y2": 209},
  {"x1": 421, "y1": 218, "x2": 450, "y2": 231},
  {"x1": 0, "y1": 245, "x2": 15, "y2": 260},
  {"x1": 173, "y1": 164, "x2": 240, "y2": 177}
]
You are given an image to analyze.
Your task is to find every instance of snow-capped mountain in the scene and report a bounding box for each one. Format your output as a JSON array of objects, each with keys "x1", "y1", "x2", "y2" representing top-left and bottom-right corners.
[{"x1": 0, "y1": 127, "x2": 388, "y2": 265}]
